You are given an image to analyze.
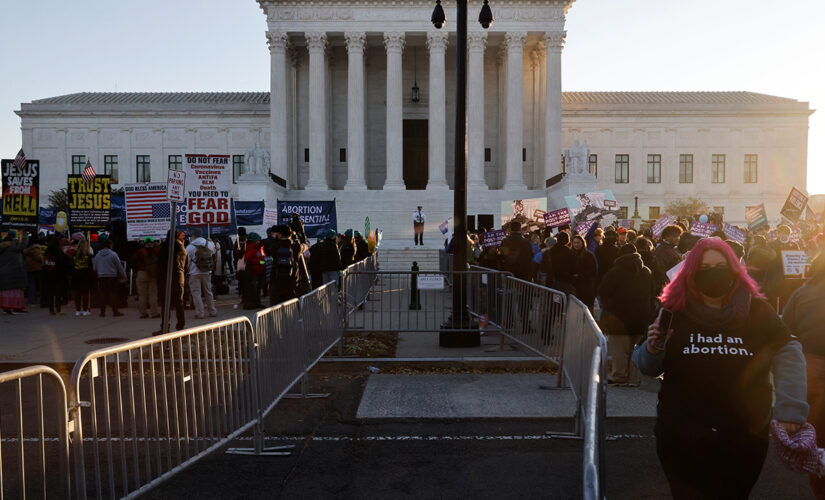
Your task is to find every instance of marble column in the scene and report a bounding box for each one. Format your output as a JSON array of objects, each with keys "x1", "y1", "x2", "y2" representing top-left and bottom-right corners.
[
  {"x1": 544, "y1": 31, "x2": 565, "y2": 183},
  {"x1": 305, "y1": 32, "x2": 328, "y2": 190},
  {"x1": 427, "y1": 31, "x2": 449, "y2": 189},
  {"x1": 383, "y1": 32, "x2": 405, "y2": 190},
  {"x1": 467, "y1": 32, "x2": 487, "y2": 190},
  {"x1": 503, "y1": 32, "x2": 527, "y2": 191},
  {"x1": 267, "y1": 31, "x2": 289, "y2": 181},
  {"x1": 345, "y1": 32, "x2": 367, "y2": 191}
]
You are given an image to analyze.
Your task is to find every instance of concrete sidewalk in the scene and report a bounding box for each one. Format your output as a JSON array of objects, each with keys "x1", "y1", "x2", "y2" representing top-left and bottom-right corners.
[{"x1": 0, "y1": 294, "x2": 253, "y2": 366}]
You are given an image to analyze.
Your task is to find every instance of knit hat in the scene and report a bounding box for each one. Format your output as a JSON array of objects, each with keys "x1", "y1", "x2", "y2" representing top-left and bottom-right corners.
[
  {"x1": 247, "y1": 232, "x2": 261, "y2": 242},
  {"x1": 770, "y1": 420, "x2": 825, "y2": 476},
  {"x1": 344, "y1": 229, "x2": 353, "y2": 238},
  {"x1": 7, "y1": 229, "x2": 17, "y2": 239}
]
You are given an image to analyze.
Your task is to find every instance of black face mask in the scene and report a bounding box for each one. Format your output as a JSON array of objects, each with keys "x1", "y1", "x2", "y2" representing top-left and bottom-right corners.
[{"x1": 693, "y1": 267, "x2": 735, "y2": 298}]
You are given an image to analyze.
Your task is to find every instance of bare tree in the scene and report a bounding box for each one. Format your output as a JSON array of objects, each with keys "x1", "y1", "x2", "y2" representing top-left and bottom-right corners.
[{"x1": 665, "y1": 197, "x2": 709, "y2": 221}]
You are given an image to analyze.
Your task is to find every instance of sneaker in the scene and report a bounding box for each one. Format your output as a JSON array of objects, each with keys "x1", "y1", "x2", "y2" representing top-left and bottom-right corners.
[
  {"x1": 75, "y1": 311, "x2": 82, "y2": 317},
  {"x1": 82, "y1": 311, "x2": 91, "y2": 316},
  {"x1": 194, "y1": 314, "x2": 205, "y2": 319}
]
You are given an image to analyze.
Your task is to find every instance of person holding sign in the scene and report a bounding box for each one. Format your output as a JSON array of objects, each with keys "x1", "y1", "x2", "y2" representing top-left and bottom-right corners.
[
  {"x1": 633, "y1": 238, "x2": 808, "y2": 498},
  {"x1": 0, "y1": 230, "x2": 29, "y2": 314}
]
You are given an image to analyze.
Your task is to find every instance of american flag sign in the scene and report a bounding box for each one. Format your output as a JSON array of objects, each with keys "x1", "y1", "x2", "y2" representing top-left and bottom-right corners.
[
  {"x1": 13, "y1": 149, "x2": 26, "y2": 170},
  {"x1": 151, "y1": 203, "x2": 171, "y2": 218},
  {"x1": 125, "y1": 184, "x2": 169, "y2": 220},
  {"x1": 81, "y1": 160, "x2": 96, "y2": 182}
]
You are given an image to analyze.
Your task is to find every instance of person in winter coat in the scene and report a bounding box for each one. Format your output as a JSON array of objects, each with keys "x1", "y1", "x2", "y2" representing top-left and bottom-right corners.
[
  {"x1": 633, "y1": 237, "x2": 808, "y2": 498},
  {"x1": 309, "y1": 229, "x2": 343, "y2": 289},
  {"x1": 265, "y1": 226, "x2": 299, "y2": 305},
  {"x1": 636, "y1": 236, "x2": 667, "y2": 296},
  {"x1": 23, "y1": 234, "x2": 42, "y2": 305},
  {"x1": 782, "y1": 253, "x2": 825, "y2": 498},
  {"x1": 570, "y1": 234, "x2": 598, "y2": 310},
  {"x1": 130, "y1": 237, "x2": 159, "y2": 318},
  {"x1": 340, "y1": 229, "x2": 357, "y2": 268},
  {"x1": 42, "y1": 238, "x2": 71, "y2": 315},
  {"x1": 595, "y1": 230, "x2": 619, "y2": 285},
  {"x1": 549, "y1": 232, "x2": 576, "y2": 294},
  {"x1": 155, "y1": 230, "x2": 189, "y2": 333},
  {"x1": 598, "y1": 244, "x2": 657, "y2": 386},
  {"x1": 353, "y1": 232, "x2": 370, "y2": 262},
  {"x1": 71, "y1": 235, "x2": 94, "y2": 316},
  {"x1": 242, "y1": 232, "x2": 267, "y2": 309},
  {"x1": 93, "y1": 239, "x2": 127, "y2": 317},
  {"x1": 185, "y1": 228, "x2": 217, "y2": 319},
  {"x1": 499, "y1": 221, "x2": 534, "y2": 281},
  {"x1": 0, "y1": 230, "x2": 29, "y2": 313},
  {"x1": 539, "y1": 235, "x2": 557, "y2": 287},
  {"x1": 653, "y1": 224, "x2": 683, "y2": 277}
]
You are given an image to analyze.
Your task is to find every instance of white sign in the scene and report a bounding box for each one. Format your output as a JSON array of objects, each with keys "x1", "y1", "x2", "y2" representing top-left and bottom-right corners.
[
  {"x1": 782, "y1": 250, "x2": 810, "y2": 277},
  {"x1": 666, "y1": 260, "x2": 685, "y2": 281},
  {"x1": 417, "y1": 275, "x2": 445, "y2": 290},
  {"x1": 184, "y1": 154, "x2": 232, "y2": 226},
  {"x1": 167, "y1": 169, "x2": 186, "y2": 202},
  {"x1": 263, "y1": 207, "x2": 279, "y2": 227},
  {"x1": 124, "y1": 182, "x2": 171, "y2": 240}
]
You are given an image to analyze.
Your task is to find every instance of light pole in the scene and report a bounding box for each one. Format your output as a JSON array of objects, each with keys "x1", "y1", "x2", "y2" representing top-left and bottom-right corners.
[{"x1": 431, "y1": 0, "x2": 493, "y2": 347}]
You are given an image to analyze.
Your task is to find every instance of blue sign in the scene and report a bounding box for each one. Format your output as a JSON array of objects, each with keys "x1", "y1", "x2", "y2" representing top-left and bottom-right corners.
[
  {"x1": 235, "y1": 201, "x2": 265, "y2": 226},
  {"x1": 110, "y1": 194, "x2": 126, "y2": 222},
  {"x1": 39, "y1": 207, "x2": 57, "y2": 226},
  {"x1": 276, "y1": 200, "x2": 337, "y2": 238}
]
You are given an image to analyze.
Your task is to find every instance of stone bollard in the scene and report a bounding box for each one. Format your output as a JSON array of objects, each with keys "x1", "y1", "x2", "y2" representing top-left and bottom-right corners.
[{"x1": 409, "y1": 261, "x2": 422, "y2": 310}]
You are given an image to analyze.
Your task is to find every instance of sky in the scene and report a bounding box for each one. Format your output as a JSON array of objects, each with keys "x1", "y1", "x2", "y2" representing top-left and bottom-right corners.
[{"x1": 1, "y1": 0, "x2": 823, "y2": 194}]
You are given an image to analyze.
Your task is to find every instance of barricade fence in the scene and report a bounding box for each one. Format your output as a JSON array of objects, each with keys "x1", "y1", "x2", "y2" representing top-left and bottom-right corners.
[
  {"x1": 342, "y1": 253, "x2": 378, "y2": 316},
  {"x1": 583, "y1": 345, "x2": 607, "y2": 500},
  {"x1": 0, "y1": 365, "x2": 71, "y2": 499}
]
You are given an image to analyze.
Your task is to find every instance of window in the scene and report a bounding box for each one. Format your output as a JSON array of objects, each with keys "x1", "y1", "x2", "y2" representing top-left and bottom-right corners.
[
  {"x1": 484, "y1": 148, "x2": 491, "y2": 162},
  {"x1": 679, "y1": 154, "x2": 693, "y2": 183},
  {"x1": 232, "y1": 155, "x2": 244, "y2": 183},
  {"x1": 104, "y1": 155, "x2": 119, "y2": 184},
  {"x1": 744, "y1": 154, "x2": 758, "y2": 183},
  {"x1": 618, "y1": 206, "x2": 629, "y2": 219},
  {"x1": 588, "y1": 154, "x2": 597, "y2": 177},
  {"x1": 339, "y1": 148, "x2": 347, "y2": 163},
  {"x1": 649, "y1": 206, "x2": 660, "y2": 219},
  {"x1": 647, "y1": 154, "x2": 661, "y2": 183},
  {"x1": 522, "y1": 148, "x2": 527, "y2": 162},
  {"x1": 136, "y1": 155, "x2": 151, "y2": 183},
  {"x1": 711, "y1": 154, "x2": 726, "y2": 183},
  {"x1": 304, "y1": 148, "x2": 310, "y2": 163},
  {"x1": 71, "y1": 155, "x2": 86, "y2": 174},
  {"x1": 168, "y1": 155, "x2": 182, "y2": 171},
  {"x1": 614, "y1": 154, "x2": 629, "y2": 183}
]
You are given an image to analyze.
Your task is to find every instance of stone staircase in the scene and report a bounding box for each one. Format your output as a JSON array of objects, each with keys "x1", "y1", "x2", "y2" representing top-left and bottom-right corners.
[{"x1": 377, "y1": 248, "x2": 441, "y2": 271}]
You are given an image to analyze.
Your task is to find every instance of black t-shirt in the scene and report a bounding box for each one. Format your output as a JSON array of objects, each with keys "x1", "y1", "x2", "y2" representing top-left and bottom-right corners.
[{"x1": 658, "y1": 298, "x2": 791, "y2": 436}]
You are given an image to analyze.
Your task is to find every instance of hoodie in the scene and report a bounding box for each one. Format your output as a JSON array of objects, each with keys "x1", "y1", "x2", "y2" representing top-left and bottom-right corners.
[
  {"x1": 597, "y1": 252, "x2": 657, "y2": 335},
  {"x1": 93, "y1": 248, "x2": 126, "y2": 279}
]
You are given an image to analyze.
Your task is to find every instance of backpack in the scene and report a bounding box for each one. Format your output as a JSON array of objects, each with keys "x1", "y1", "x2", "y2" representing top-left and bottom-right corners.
[
  {"x1": 273, "y1": 245, "x2": 294, "y2": 281},
  {"x1": 194, "y1": 244, "x2": 215, "y2": 272}
]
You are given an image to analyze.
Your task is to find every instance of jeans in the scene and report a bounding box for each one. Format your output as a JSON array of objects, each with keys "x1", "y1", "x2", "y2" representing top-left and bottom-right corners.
[{"x1": 136, "y1": 270, "x2": 158, "y2": 317}]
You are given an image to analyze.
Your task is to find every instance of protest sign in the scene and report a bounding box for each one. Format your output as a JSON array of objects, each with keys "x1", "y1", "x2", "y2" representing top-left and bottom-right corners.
[
  {"x1": 780, "y1": 187, "x2": 808, "y2": 224},
  {"x1": 124, "y1": 183, "x2": 170, "y2": 240},
  {"x1": 167, "y1": 169, "x2": 185, "y2": 202},
  {"x1": 651, "y1": 215, "x2": 674, "y2": 237},
  {"x1": 533, "y1": 209, "x2": 547, "y2": 222},
  {"x1": 565, "y1": 190, "x2": 620, "y2": 226},
  {"x1": 184, "y1": 154, "x2": 232, "y2": 226},
  {"x1": 666, "y1": 260, "x2": 685, "y2": 281},
  {"x1": 723, "y1": 223, "x2": 746, "y2": 244},
  {"x1": 543, "y1": 208, "x2": 571, "y2": 228},
  {"x1": 620, "y1": 219, "x2": 632, "y2": 229},
  {"x1": 38, "y1": 207, "x2": 57, "y2": 230},
  {"x1": 481, "y1": 229, "x2": 506, "y2": 249},
  {"x1": 690, "y1": 221, "x2": 718, "y2": 238},
  {"x1": 438, "y1": 220, "x2": 449, "y2": 235},
  {"x1": 276, "y1": 200, "x2": 337, "y2": 238},
  {"x1": 262, "y1": 207, "x2": 278, "y2": 227},
  {"x1": 745, "y1": 204, "x2": 769, "y2": 232},
  {"x1": 68, "y1": 175, "x2": 112, "y2": 229},
  {"x1": 501, "y1": 198, "x2": 547, "y2": 225},
  {"x1": 234, "y1": 201, "x2": 265, "y2": 226},
  {"x1": 1, "y1": 159, "x2": 39, "y2": 229},
  {"x1": 782, "y1": 250, "x2": 810, "y2": 276},
  {"x1": 574, "y1": 220, "x2": 597, "y2": 237},
  {"x1": 806, "y1": 205, "x2": 818, "y2": 222}
]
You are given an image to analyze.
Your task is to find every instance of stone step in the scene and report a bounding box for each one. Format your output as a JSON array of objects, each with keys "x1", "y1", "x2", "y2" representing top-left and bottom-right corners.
[{"x1": 378, "y1": 248, "x2": 441, "y2": 270}]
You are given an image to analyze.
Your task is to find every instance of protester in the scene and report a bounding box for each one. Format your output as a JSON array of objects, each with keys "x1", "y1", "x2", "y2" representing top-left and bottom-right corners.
[
  {"x1": 0, "y1": 230, "x2": 29, "y2": 314},
  {"x1": 185, "y1": 228, "x2": 218, "y2": 319},
  {"x1": 746, "y1": 236, "x2": 780, "y2": 304},
  {"x1": 588, "y1": 227, "x2": 603, "y2": 255},
  {"x1": 547, "y1": 232, "x2": 576, "y2": 294},
  {"x1": 570, "y1": 234, "x2": 597, "y2": 310},
  {"x1": 500, "y1": 221, "x2": 533, "y2": 281},
  {"x1": 354, "y1": 232, "x2": 370, "y2": 262},
  {"x1": 595, "y1": 229, "x2": 619, "y2": 284},
  {"x1": 288, "y1": 213, "x2": 307, "y2": 245},
  {"x1": 71, "y1": 235, "x2": 94, "y2": 316},
  {"x1": 267, "y1": 225, "x2": 299, "y2": 304},
  {"x1": 309, "y1": 229, "x2": 343, "y2": 289},
  {"x1": 233, "y1": 227, "x2": 248, "y2": 295},
  {"x1": 155, "y1": 230, "x2": 188, "y2": 333},
  {"x1": 653, "y1": 224, "x2": 683, "y2": 276},
  {"x1": 616, "y1": 227, "x2": 628, "y2": 245},
  {"x1": 93, "y1": 239, "x2": 126, "y2": 317},
  {"x1": 599, "y1": 244, "x2": 657, "y2": 386},
  {"x1": 636, "y1": 236, "x2": 667, "y2": 295},
  {"x1": 633, "y1": 237, "x2": 808, "y2": 498},
  {"x1": 242, "y1": 232, "x2": 266, "y2": 309},
  {"x1": 781, "y1": 253, "x2": 825, "y2": 498},
  {"x1": 340, "y1": 229, "x2": 356, "y2": 268},
  {"x1": 538, "y1": 235, "x2": 557, "y2": 287},
  {"x1": 23, "y1": 234, "x2": 42, "y2": 306},
  {"x1": 42, "y1": 237, "x2": 70, "y2": 315}
]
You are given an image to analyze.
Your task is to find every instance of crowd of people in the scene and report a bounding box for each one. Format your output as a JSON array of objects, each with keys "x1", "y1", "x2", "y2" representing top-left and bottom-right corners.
[{"x1": 446, "y1": 213, "x2": 825, "y2": 498}]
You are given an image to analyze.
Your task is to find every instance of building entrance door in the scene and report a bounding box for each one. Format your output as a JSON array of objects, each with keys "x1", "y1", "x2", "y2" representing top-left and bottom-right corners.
[{"x1": 403, "y1": 119, "x2": 428, "y2": 190}]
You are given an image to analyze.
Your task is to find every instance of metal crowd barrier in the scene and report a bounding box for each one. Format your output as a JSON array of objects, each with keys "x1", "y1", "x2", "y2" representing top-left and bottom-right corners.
[
  {"x1": 341, "y1": 254, "x2": 378, "y2": 316},
  {"x1": 0, "y1": 365, "x2": 71, "y2": 499},
  {"x1": 438, "y1": 249, "x2": 452, "y2": 274},
  {"x1": 583, "y1": 345, "x2": 607, "y2": 500},
  {"x1": 68, "y1": 317, "x2": 258, "y2": 499}
]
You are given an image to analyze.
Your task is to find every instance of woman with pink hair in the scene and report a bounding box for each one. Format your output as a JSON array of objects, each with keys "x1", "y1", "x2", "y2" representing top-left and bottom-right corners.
[{"x1": 633, "y1": 237, "x2": 809, "y2": 498}]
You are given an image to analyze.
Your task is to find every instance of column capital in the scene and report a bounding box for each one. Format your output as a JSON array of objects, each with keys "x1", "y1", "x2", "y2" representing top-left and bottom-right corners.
[
  {"x1": 383, "y1": 32, "x2": 405, "y2": 53},
  {"x1": 531, "y1": 43, "x2": 545, "y2": 68},
  {"x1": 266, "y1": 31, "x2": 288, "y2": 53},
  {"x1": 345, "y1": 31, "x2": 367, "y2": 52},
  {"x1": 467, "y1": 32, "x2": 488, "y2": 52},
  {"x1": 504, "y1": 31, "x2": 527, "y2": 51},
  {"x1": 305, "y1": 32, "x2": 328, "y2": 53},
  {"x1": 426, "y1": 31, "x2": 449, "y2": 53},
  {"x1": 544, "y1": 31, "x2": 567, "y2": 52}
]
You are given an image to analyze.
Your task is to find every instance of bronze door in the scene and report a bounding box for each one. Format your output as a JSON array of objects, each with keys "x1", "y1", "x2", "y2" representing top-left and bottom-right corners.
[{"x1": 403, "y1": 119, "x2": 428, "y2": 190}]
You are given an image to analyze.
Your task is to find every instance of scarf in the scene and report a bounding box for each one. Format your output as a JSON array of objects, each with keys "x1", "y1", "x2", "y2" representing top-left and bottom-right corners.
[{"x1": 682, "y1": 286, "x2": 752, "y2": 330}]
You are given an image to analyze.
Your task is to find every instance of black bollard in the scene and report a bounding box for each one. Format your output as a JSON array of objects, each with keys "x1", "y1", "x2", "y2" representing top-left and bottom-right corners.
[{"x1": 409, "y1": 261, "x2": 422, "y2": 310}]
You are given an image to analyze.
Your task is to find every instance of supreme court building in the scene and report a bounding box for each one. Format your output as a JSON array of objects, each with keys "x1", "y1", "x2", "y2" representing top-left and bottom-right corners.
[{"x1": 16, "y1": 0, "x2": 813, "y2": 241}]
